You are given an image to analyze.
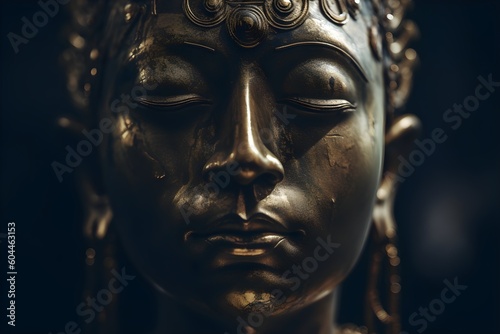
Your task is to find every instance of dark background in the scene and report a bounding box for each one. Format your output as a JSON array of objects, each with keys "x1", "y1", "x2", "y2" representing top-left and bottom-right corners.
[{"x1": 1, "y1": 1, "x2": 499, "y2": 333}]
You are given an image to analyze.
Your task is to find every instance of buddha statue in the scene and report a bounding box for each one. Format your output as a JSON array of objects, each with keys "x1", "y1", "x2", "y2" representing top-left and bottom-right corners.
[{"x1": 60, "y1": 0, "x2": 420, "y2": 333}]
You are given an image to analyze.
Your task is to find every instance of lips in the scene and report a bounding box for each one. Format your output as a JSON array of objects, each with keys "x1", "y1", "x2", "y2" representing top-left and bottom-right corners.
[
  {"x1": 184, "y1": 213, "x2": 304, "y2": 257},
  {"x1": 204, "y1": 232, "x2": 286, "y2": 256}
]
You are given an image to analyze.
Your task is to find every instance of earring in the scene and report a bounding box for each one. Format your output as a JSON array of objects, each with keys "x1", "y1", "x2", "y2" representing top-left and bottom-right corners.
[
  {"x1": 365, "y1": 173, "x2": 402, "y2": 334},
  {"x1": 82, "y1": 192, "x2": 118, "y2": 334}
]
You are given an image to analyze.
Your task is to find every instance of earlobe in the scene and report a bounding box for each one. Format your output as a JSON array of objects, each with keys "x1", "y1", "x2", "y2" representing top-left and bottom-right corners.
[
  {"x1": 374, "y1": 114, "x2": 421, "y2": 239},
  {"x1": 77, "y1": 168, "x2": 113, "y2": 240}
]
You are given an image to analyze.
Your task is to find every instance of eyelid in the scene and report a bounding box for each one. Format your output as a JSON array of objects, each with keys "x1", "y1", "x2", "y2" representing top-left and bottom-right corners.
[
  {"x1": 134, "y1": 94, "x2": 212, "y2": 110},
  {"x1": 281, "y1": 98, "x2": 357, "y2": 113}
]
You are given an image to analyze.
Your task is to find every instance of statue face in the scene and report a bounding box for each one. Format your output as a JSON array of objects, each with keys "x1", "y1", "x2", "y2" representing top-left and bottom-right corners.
[{"x1": 100, "y1": 0, "x2": 385, "y2": 322}]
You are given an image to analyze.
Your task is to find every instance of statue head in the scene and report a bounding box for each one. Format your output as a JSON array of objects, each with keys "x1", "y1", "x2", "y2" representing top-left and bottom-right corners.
[{"x1": 62, "y1": 0, "x2": 419, "y2": 332}]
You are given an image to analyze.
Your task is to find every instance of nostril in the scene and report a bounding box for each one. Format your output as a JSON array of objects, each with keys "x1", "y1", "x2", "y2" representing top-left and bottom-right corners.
[
  {"x1": 263, "y1": 155, "x2": 285, "y2": 185},
  {"x1": 260, "y1": 170, "x2": 283, "y2": 187}
]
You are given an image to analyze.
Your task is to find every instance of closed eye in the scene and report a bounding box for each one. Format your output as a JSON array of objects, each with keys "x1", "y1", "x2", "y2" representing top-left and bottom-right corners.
[
  {"x1": 280, "y1": 98, "x2": 357, "y2": 114},
  {"x1": 134, "y1": 94, "x2": 212, "y2": 111}
]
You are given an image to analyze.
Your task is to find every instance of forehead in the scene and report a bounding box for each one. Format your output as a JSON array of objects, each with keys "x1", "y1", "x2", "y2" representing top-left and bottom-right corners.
[{"x1": 127, "y1": 0, "x2": 379, "y2": 82}]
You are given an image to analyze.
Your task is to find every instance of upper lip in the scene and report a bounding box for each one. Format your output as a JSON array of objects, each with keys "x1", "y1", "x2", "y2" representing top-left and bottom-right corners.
[{"x1": 184, "y1": 212, "x2": 298, "y2": 241}]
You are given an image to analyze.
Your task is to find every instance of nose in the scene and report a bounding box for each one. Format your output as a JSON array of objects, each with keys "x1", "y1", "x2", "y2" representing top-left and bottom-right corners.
[{"x1": 203, "y1": 64, "x2": 284, "y2": 188}]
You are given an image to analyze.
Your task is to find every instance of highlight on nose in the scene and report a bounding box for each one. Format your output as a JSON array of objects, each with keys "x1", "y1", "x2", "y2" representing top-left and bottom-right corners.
[{"x1": 203, "y1": 63, "x2": 284, "y2": 190}]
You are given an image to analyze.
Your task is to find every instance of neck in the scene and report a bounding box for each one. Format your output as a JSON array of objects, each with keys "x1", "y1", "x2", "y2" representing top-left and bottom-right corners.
[{"x1": 153, "y1": 290, "x2": 339, "y2": 334}]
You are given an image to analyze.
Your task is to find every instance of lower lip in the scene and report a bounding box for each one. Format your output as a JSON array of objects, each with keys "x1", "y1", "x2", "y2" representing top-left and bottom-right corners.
[{"x1": 205, "y1": 234, "x2": 286, "y2": 256}]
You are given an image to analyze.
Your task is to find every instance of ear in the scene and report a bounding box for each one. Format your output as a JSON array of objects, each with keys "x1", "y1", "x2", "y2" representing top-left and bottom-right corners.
[
  {"x1": 373, "y1": 114, "x2": 421, "y2": 240},
  {"x1": 58, "y1": 115, "x2": 113, "y2": 240},
  {"x1": 78, "y1": 172, "x2": 113, "y2": 240}
]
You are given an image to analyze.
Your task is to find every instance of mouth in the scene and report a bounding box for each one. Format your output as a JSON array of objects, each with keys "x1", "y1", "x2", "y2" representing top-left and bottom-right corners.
[
  {"x1": 184, "y1": 213, "x2": 305, "y2": 257},
  {"x1": 199, "y1": 232, "x2": 289, "y2": 256}
]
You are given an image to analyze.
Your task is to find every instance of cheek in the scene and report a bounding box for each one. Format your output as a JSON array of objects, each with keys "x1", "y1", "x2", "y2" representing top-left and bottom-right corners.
[
  {"x1": 297, "y1": 111, "x2": 384, "y2": 272},
  {"x1": 100, "y1": 114, "x2": 169, "y2": 218},
  {"x1": 108, "y1": 115, "x2": 168, "y2": 183},
  {"x1": 296, "y1": 112, "x2": 383, "y2": 204},
  {"x1": 100, "y1": 113, "x2": 196, "y2": 255},
  {"x1": 100, "y1": 114, "x2": 210, "y2": 289},
  {"x1": 323, "y1": 114, "x2": 383, "y2": 194},
  {"x1": 102, "y1": 113, "x2": 206, "y2": 200},
  {"x1": 335, "y1": 117, "x2": 383, "y2": 261}
]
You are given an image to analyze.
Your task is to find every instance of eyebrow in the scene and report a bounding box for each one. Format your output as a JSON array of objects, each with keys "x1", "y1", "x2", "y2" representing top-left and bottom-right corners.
[
  {"x1": 183, "y1": 41, "x2": 216, "y2": 52},
  {"x1": 275, "y1": 41, "x2": 369, "y2": 82},
  {"x1": 131, "y1": 40, "x2": 222, "y2": 64}
]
